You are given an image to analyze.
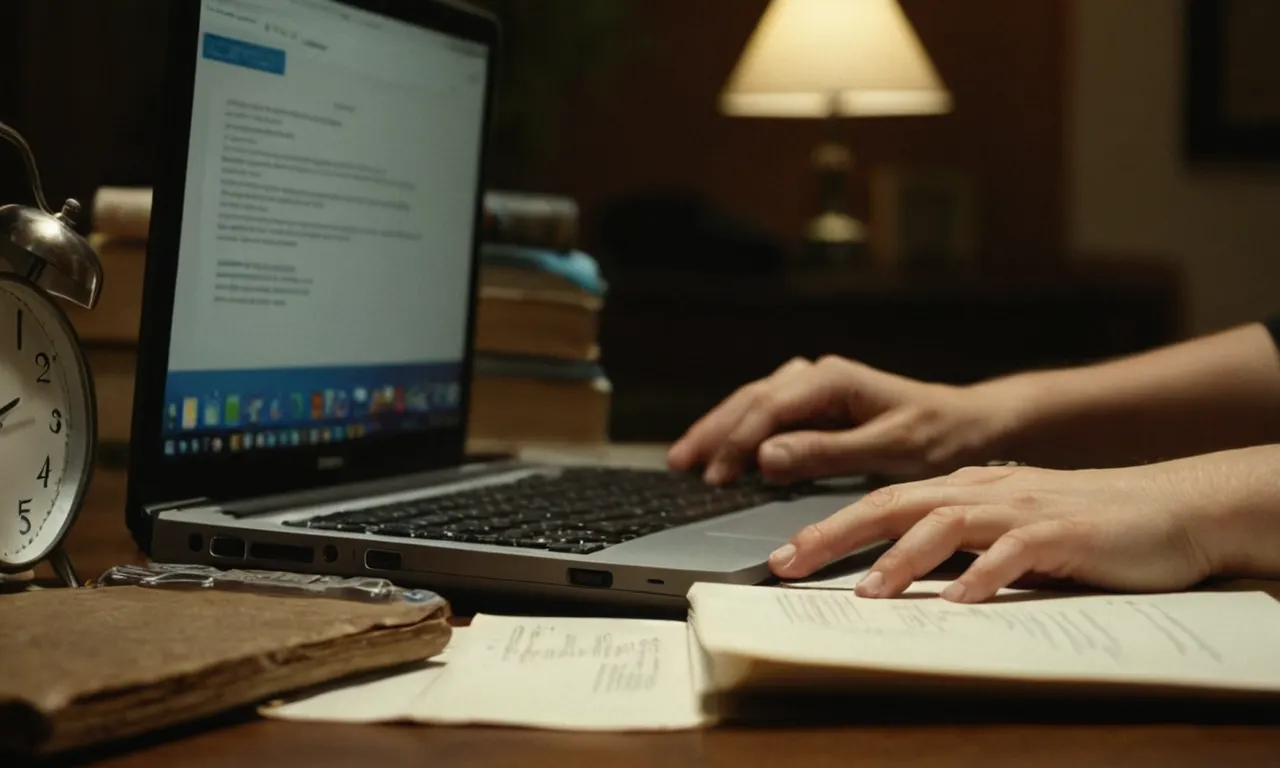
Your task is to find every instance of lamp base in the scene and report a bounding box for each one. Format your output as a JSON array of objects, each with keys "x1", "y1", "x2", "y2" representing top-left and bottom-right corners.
[
  {"x1": 801, "y1": 139, "x2": 867, "y2": 267},
  {"x1": 803, "y1": 211, "x2": 865, "y2": 266}
]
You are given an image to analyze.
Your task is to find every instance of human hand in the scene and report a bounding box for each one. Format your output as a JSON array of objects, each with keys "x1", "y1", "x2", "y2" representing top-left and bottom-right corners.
[
  {"x1": 667, "y1": 356, "x2": 1023, "y2": 485},
  {"x1": 767, "y1": 457, "x2": 1238, "y2": 603}
]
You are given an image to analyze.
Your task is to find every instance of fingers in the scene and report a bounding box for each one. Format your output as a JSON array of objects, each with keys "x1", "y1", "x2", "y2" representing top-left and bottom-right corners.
[
  {"x1": 757, "y1": 409, "x2": 925, "y2": 482},
  {"x1": 704, "y1": 361, "x2": 856, "y2": 483},
  {"x1": 769, "y1": 481, "x2": 988, "y2": 579},
  {"x1": 668, "y1": 358, "x2": 812, "y2": 477},
  {"x1": 940, "y1": 519, "x2": 1090, "y2": 603},
  {"x1": 854, "y1": 506, "x2": 1017, "y2": 598}
]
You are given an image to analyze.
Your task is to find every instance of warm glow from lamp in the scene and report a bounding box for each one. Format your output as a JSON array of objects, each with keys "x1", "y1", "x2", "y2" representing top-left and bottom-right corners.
[
  {"x1": 720, "y1": 0, "x2": 952, "y2": 262},
  {"x1": 721, "y1": 0, "x2": 952, "y2": 118}
]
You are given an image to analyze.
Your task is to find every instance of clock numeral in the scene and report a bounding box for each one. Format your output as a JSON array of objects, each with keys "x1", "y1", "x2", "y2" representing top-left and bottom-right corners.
[
  {"x1": 17, "y1": 499, "x2": 31, "y2": 536},
  {"x1": 35, "y1": 352, "x2": 50, "y2": 384},
  {"x1": 16, "y1": 308, "x2": 22, "y2": 351},
  {"x1": 37, "y1": 455, "x2": 50, "y2": 488},
  {"x1": 50, "y1": 408, "x2": 62, "y2": 434}
]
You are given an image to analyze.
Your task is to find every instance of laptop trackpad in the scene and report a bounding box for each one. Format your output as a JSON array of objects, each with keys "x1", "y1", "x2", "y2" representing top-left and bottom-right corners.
[{"x1": 705, "y1": 496, "x2": 858, "y2": 542}]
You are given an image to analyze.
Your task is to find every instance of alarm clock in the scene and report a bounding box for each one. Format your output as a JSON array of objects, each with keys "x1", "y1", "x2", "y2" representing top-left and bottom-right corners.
[{"x1": 0, "y1": 121, "x2": 103, "y2": 588}]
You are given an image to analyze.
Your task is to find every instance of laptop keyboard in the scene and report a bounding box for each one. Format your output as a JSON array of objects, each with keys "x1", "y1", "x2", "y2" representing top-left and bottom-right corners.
[{"x1": 282, "y1": 467, "x2": 795, "y2": 555}]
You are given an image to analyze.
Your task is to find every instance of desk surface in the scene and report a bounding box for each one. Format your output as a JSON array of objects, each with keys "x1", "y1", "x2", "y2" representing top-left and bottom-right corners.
[{"x1": 32, "y1": 451, "x2": 1280, "y2": 768}]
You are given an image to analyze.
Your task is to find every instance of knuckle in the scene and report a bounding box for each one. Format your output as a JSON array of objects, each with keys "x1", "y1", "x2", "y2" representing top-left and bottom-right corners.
[
  {"x1": 1051, "y1": 517, "x2": 1095, "y2": 543},
  {"x1": 795, "y1": 521, "x2": 832, "y2": 552},
  {"x1": 815, "y1": 355, "x2": 851, "y2": 373},
  {"x1": 779, "y1": 356, "x2": 811, "y2": 373},
  {"x1": 925, "y1": 506, "x2": 966, "y2": 530},
  {"x1": 866, "y1": 486, "x2": 899, "y2": 509},
  {"x1": 948, "y1": 465, "x2": 1010, "y2": 485},
  {"x1": 1009, "y1": 491, "x2": 1040, "y2": 512}
]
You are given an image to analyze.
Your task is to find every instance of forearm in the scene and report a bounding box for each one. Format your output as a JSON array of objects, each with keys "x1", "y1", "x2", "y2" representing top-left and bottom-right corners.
[
  {"x1": 1185, "y1": 444, "x2": 1280, "y2": 580},
  {"x1": 982, "y1": 323, "x2": 1280, "y2": 468}
]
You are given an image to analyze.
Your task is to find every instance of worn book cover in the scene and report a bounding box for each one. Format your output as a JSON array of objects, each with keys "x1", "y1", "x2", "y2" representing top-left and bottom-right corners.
[{"x1": 0, "y1": 586, "x2": 451, "y2": 756}]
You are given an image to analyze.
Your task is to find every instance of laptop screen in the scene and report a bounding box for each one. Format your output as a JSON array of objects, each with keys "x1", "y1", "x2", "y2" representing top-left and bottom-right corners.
[{"x1": 159, "y1": 0, "x2": 489, "y2": 460}]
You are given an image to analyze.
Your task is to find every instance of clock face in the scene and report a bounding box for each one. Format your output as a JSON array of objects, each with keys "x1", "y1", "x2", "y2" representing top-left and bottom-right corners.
[{"x1": 0, "y1": 276, "x2": 94, "y2": 571}]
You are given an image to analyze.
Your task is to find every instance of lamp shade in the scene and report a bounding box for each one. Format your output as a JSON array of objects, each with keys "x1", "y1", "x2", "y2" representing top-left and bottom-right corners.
[{"x1": 721, "y1": 0, "x2": 952, "y2": 118}]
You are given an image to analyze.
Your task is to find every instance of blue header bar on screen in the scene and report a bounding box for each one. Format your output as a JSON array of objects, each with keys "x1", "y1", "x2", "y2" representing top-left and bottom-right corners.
[{"x1": 203, "y1": 33, "x2": 286, "y2": 75}]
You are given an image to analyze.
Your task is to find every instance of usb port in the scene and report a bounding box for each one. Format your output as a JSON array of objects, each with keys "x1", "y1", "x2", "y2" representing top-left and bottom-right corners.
[
  {"x1": 364, "y1": 549, "x2": 402, "y2": 571},
  {"x1": 567, "y1": 568, "x2": 612, "y2": 588}
]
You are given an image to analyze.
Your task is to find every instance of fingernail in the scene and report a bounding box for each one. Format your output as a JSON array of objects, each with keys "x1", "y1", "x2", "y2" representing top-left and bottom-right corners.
[
  {"x1": 760, "y1": 441, "x2": 793, "y2": 471},
  {"x1": 855, "y1": 571, "x2": 884, "y2": 597},
  {"x1": 769, "y1": 543, "x2": 796, "y2": 568},
  {"x1": 941, "y1": 582, "x2": 967, "y2": 602}
]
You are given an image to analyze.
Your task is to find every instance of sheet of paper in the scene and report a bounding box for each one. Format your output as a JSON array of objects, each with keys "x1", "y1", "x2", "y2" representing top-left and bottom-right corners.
[
  {"x1": 263, "y1": 627, "x2": 469, "y2": 723},
  {"x1": 688, "y1": 582, "x2": 1280, "y2": 694},
  {"x1": 410, "y1": 614, "x2": 709, "y2": 730},
  {"x1": 266, "y1": 616, "x2": 709, "y2": 730}
]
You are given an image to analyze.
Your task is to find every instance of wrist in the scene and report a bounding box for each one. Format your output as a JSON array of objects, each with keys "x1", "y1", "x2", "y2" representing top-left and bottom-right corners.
[
  {"x1": 1182, "y1": 445, "x2": 1280, "y2": 578},
  {"x1": 966, "y1": 371, "x2": 1055, "y2": 463}
]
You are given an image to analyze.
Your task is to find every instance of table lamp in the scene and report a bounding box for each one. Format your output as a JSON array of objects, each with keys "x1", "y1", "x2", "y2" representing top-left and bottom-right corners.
[{"x1": 721, "y1": 0, "x2": 952, "y2": 263}]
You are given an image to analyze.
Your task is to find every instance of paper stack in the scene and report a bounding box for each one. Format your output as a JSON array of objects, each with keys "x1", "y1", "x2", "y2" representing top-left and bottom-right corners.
[{"x1": 265, "y1": 579, "x2": 1280, "y2": 731}]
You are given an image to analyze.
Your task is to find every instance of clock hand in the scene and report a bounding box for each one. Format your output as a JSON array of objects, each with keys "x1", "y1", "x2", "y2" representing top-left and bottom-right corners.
[{"x1": 0, "y1": 397, "x2": 20, "y2": 421}]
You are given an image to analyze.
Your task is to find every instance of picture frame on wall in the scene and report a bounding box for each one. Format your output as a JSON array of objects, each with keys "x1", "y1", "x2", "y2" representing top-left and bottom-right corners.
[{"x1": 1185, "y1": 0, "x2": 1280, "y2": 163}]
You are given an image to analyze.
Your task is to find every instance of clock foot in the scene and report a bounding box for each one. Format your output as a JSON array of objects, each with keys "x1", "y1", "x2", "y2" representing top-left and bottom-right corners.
[{"x1": 50, "y1": 546, "x2": 80, "y2": 588}]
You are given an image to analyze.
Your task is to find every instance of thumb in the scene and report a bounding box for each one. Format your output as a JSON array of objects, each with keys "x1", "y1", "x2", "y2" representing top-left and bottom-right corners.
[{"x1": 758, "y1": 416, "x2": 911, "y2": 481}]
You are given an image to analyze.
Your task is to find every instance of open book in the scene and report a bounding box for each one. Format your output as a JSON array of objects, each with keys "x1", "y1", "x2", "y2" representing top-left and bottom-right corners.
[
  {"x1": 265, "y1": 581, "x2": 1280, "y2": 731},
  {"x1": 687, "y1": 583, "x2": 1280, "y2": 699}
]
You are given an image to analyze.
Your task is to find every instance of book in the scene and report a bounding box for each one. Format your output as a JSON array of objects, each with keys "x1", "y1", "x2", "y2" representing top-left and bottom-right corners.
[
  {"x1": 686, "y1": 583, "x2": 1280, "y2": 699},
  {"x1": 475, "y1": 286, "x2": 601, "y2": 362},
  {"x1": 483, "y1": 190, "x2": 579, "y2": 252},
  {"x1": 0, "y1": 585, "x2": 451, "y2": 755},
  {"x1": 481, "y1": 243, "x2": 607, "y2": 296},
  {"x1": 262, "y1": 582, "x2": 1280, "y2": 733},
  {"x1": 85, "y1": 346, "x2": 137, "y2": 449},
  {"x1": 468, "y1": 355, "x2": 611, "y2": 445},
  {"x1": 90, "y1": 187, "x2": 152, "y2": 240},
  {"x1": 62, "y1": 234, "x2": 145, "y2": 344}
]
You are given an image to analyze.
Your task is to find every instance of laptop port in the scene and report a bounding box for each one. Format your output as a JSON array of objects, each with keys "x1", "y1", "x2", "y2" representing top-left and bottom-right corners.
[
  {"x1": 210, "y1": 536, "x2": 246, "y2": 559},
  {"x1": 364, "y1": 549, "x2": 401, "y2": 571},
  {"x1": 567, "y1": 568, "x2": 612, "y2": 588},
  {"x1": 250, "y1": 541, "x2": 314, "y2": 564}
]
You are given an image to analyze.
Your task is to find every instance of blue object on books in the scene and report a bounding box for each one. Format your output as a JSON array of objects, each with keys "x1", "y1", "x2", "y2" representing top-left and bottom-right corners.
[{"x1": 481, "y1": 243, "x2": 607, "y2": 296}]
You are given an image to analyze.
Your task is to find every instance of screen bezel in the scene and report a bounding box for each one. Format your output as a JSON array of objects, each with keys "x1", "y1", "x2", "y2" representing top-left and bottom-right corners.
[{"x1": 126, "y1": 0, "x2": 499, "y2": 551}]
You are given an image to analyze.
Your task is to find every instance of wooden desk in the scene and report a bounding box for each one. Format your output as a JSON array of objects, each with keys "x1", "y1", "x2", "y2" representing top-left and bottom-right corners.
[{"x1": 33, "y1": 461, "x2": 1280, "y2": 767}]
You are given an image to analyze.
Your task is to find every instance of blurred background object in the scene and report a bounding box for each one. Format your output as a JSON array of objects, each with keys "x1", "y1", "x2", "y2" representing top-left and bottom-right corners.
[
  {"x1": 6, "y1": 0, "x2": 1280, "y2": 449},
  {"x1": 719, "y1": 0, "x2": 953, "y2": 267}
]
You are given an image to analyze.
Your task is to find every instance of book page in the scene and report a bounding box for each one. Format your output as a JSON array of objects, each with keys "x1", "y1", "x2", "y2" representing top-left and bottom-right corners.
[
  {"x1": 409, "y1": 614, "x2": 708, "y2": 730},
  {"x1": 688, "y1": 583, "x2": 1280, "y2": 694}
]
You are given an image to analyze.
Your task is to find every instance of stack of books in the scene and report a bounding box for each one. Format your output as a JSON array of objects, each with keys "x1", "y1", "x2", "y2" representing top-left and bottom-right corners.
[
  {"x1": 67, "y1": 187, "x2": 150, "y2": 461},
  {"x1": 467, "y1": 191, "x2": 611, "y2": 452}
]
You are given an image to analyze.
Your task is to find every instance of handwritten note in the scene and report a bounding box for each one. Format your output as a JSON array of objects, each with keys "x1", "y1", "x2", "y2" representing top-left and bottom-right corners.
[
  {"x1": 265, "y1": 616, "x2": 709, "y2": 730},
  {"x1": 409, "y1": 615, "x2": 706, "y2": 730},
  {"x1": 689, "y1": 582, "x2": 1280, "y2": 694},
  {"x1": 495, "y1": 622, "x2": 663, "y2": 694}
]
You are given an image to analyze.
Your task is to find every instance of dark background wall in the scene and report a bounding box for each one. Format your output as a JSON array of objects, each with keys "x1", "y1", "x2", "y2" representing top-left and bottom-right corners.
[{"x1": 0, "y1": 0, "x2": 1069, "y2": 265}]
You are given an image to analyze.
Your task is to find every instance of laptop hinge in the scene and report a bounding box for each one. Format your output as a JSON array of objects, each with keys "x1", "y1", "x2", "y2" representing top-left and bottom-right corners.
[{"x1": 143, "y1": 497, "x2": 216, "y2": 521}]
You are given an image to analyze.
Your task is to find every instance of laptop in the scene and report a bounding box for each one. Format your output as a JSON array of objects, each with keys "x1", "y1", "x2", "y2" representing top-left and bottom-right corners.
[{"x1": 124, "y1": 0, "x2": 868, "y2": 609}]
